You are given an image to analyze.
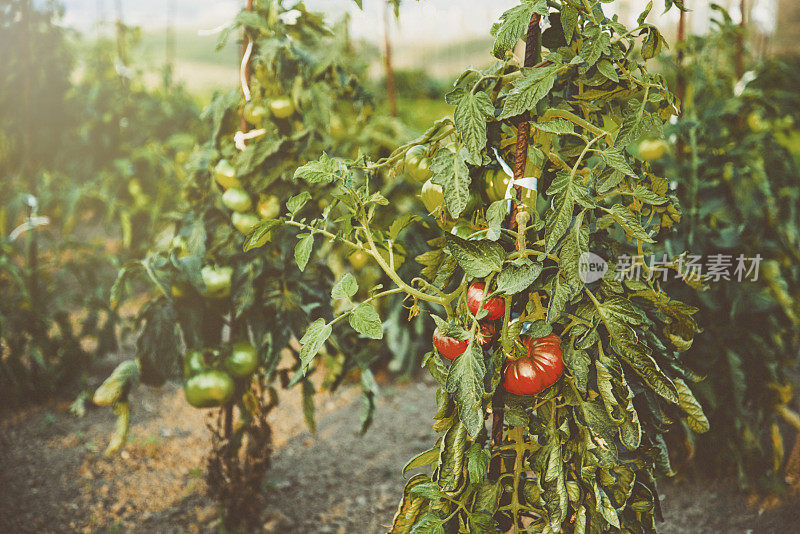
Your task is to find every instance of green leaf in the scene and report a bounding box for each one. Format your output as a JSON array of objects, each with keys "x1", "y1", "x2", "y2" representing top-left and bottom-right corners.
[
  {"x1": 580, "y1": 29, "x2": 611, "y2": 68},
  {"x1": 596, "y1": 60, "x2": 619, "y2": 83},
  {"x1": 469, "y1": 513, "x2": 500, "y2": 534},
  {"x1": 533, "y1": 118, "x2": 574, "y2": 134},
  {"x1": 243, "y1": 219, "x2": 280, "y2": 252},
  {"x1": 492, "y1": 0, "x2": 548, "y2": 59},
  {"x1": 349, "y1": 304, "x2": 383, "y2": 339},
  {"x1": 453, "y1": 91, "x2": 494, "y2": 164},
  {"x1": 561, "y1": 5, "x2": 578, "y2": 44},
  {"x1": 410, "y1": 483, "x2": 444, "y2": 501},
  {"x1": 445, "y1": 234, "x2": 506, "y2": 278},
  {"x1": 446, "y1": 343, "x2": 486, "y2": 438},
  {"x1": 600, "y1": 204, "x2": 655, "y2": 243},
  {"x1": 403, "y1": 447, "x2": 440, "y2": 476},
  {"x1": 431, "y1": 147, "x2": 471, "y2": 217},
  {"x1": 466, "y1": 443, "x2": 490, "y2": 484},
  {"x1": 632, "y1": 185, "x2": 668, "y2": 205},
  {"x1": 485, "y1": 200, "x2": 507, "y2": 241},
  {"x1": 299, "y1": 318, "x2": 331, "y2": 370},
  {"x1": 286, "y1": 191, "x2": 311, "y2": 214},
  {"x1": 391, "y1": 475, "x2": 429, "y2": 533},
  {"x1": 545, "y1": 172, "x2": 578, "y2": 252},
  {"x1": 332, "y1": 273, "x2": 358, "y2": 300},
  {"x1": 294, "y1": 233, "x2": 314, "y2": 271},
  {"x1": 496, "y1": 259, "x2": 543, "y2": 294},
  {"x1": 390, "y1": 214, "x2": 419, "y2": 241},
  {"x1": 410, "y1": 512, "x2": 445, "y2": 534},
  {"x1": 675, "y1": 378, "x2": 710, "y2": 433},
  {"x1": 602, "y1": 149, "x2": 637, "y2": 178},
  {"x1": 294, "y1": 152, "x2": 342, "y2": 184},
  {"x1": 563, "y1": 345, "x2": 590, "y2": 392},
  {"x1": 498, "y1": 64, "x2": 560, "y2": 120}
]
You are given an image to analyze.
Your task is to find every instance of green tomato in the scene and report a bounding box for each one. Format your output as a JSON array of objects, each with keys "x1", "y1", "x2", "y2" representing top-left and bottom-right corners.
[
  {"x1": 200, "y1": 265, "x2": 233, "y2": 298},
  {"x1": 184, "y1": 349, "x2": 210, "y2": 378},
  {"x1": 243, "y1": 103, "x2": 268, "y2": 126},
  {"x1": 232, "y1": 212, "x2": 260, "y2": 235},
  {"x1": 403, "y1": 146, "x2": 432, "y2": 183},
  {"x1": 184, "y1": 370, "x2": 235, "y2": 408},
  {"x1": 747, "y1": 111, "x2": 768, "y2": 133},
  {"x1": 224, "y1": 341, "x2": 259, "y2": 378},
  {"x1": 269, "y1": 97, "x2": 295, "y2": 119},
  {"x1": 483, "y1": 168, "x2": 536, "y2": 209},
  {"x1": 638, "y1": 139, "x2": 667, "y2": 161},
  {"x1": 257, "y1": 195, "x2": 281, "y2": 219},
  {"x1": 222, "y1": 188, "x2": 252, "y2": 213},
  {"x1": 420, "y1": 179, "x2": 444, "y2": 213},
  {"x1": 214, "y1": 159, "x2": 240, "y2": 190}
]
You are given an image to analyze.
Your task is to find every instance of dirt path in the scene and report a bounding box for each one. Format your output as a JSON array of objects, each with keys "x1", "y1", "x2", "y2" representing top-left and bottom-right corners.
[{"x1": 2, "y1": 374, "x2": 799, "y2": 533}]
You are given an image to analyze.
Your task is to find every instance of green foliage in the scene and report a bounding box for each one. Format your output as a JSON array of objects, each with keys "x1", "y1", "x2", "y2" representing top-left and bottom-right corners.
[
  {"x1": 258, "y1": 0, "x2": 705, "y2": 531},
  {"x1": 655, "y1": 11, "x2": 800, "y2": 490}
]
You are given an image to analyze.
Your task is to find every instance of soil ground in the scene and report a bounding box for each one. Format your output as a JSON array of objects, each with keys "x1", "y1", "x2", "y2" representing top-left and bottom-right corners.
[{"x1": 2, "y1": 371, "x2": 800, "y2": 533}]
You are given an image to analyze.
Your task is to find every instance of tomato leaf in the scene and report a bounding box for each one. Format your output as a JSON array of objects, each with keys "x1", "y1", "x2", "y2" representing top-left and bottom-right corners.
[
  {"x1": 492, "y1": 0, "x2": 548, "y2": 59},
  {"x1": 299, "y1": 318, "x2": 331, "y2": 371},
  {"x1": 244, "y1": 219, "x2": 280, "y2": 252},
  {"x1": 294, "y1": 233, "x2": 314, "y2": 271},
  {"x1": 452, "y1": 89, "x2": 494, "y2": 164},
  {"x1": 331, "y1": 273, "x2": 358, "y2": 300},
  {"x1": 445, "y1": 234, "x2": 505, "y2": 278},
  {"x1": 294, "y1": 152, "x2": 342, "y2": 184},
  {"x1": 445, "y1": 343, "x2": 486, "y2": 438},
  {"x1": 286, "y1": 191, "x2": 311, "y2": 214},
  {"x1": 498, "y1": 64, "x2": 560, "y2": 120},
  {"x1": 349, "y1": 303, "x2": 383, "y2": 339},
  {"x1": 431, "y1": 146, "x2": 471, "y2": 217},
  {"x1": 466, "y1": 442, "x2": 490, "y2": 484},
  {"x1": 496, "y1": 259, "x2": 543, "y2": 294}
]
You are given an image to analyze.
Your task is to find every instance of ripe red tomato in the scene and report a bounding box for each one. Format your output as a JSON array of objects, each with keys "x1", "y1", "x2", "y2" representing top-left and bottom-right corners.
[
  {"x1": 433, "y1": 327, "x2": 468, "y2": 360},
  {"x1": 467, "y1": 282, "x2": 505, "y2": 320},
  {"x1": 503, "y1": 334, "x2": 563, "y2": 396}
]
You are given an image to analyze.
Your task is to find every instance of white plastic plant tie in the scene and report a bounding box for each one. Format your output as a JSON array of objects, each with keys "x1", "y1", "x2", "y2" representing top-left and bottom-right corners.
[
  {"x1": 198, "y1": 24, "x2": 228, "y2": 36},
  {"x1": 9, "y1": 216, "x2": 49, "y2": 242},
  {"x1": 734, "y1": 70, "x2": 756, "y2": 97},
  {"x1": 492, "y1": 148, "x2": 538, "y2": 214},
  {"x1": 234, "y1": 128, "x2": 267, "y2": 151},
  {"x1": 240, "y1": 39, "x2": 254, "y2": 102},
  {"x1": 279, "y1": 9, "x2": 301, "y2": 25}
]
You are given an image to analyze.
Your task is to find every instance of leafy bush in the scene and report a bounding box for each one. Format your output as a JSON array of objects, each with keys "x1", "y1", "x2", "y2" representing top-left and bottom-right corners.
[{"x1": 654, "y1": 9, "x2": 800, "y2": 490}]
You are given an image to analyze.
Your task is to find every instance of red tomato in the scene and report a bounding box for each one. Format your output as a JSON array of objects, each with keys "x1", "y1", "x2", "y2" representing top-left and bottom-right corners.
[
  {"x1": 466, "y1": 282, "x2": 505, "y2": 320},
  {"x1": 433, "y1": 328, "x2": 468, "y2": 360},
  {"x1": 503, "y1": 334, "x2": 563, "y2": 396}
]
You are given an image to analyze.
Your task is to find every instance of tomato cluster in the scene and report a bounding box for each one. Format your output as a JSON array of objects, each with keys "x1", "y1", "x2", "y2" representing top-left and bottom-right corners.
[
  {"x1": 431, "y1": 282, "x2": 564, "y2": 396},
  {"x1": 182, "y1": 341, "x2": 260, "y2": 408}
]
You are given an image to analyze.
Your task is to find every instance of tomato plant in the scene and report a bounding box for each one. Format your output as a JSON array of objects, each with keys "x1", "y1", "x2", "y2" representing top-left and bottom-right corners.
[
  {"x1": 655, "y1": 7, "x2": 800, "y2": 490},
  {"x1": 252, "y1": 0, "x2": 706, "y2": 531},
  {"x1": 94, "y1": 1, "x2": 411, "y2": 528}
]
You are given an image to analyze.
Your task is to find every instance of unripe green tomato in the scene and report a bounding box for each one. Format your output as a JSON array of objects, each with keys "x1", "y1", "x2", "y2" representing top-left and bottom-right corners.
[
  {"x1": 128, "y1": 178, "x2": 143, "y2": 198},
  {"x1": 403, "y1": 146, "x2": 432, "y2": 183},
  {"x1": 200, "y1": 265, "x2": 233, "y2": 298},
  {"x1": 222, "y1": 188, "x2": 252, "y2": 213},
  {"x1": 232, "y1": 212, "x2": 260, "y2": 234},
  {"x1": 747, "y1": 111, "x2": 767, "y2": 133},
  {"x1": 348, "y1": 250, "x2": 369, "y2": 270},
  {"x1": 330, "y1": 115, "x2": 346, "y2": 138},
  {"x1": 420, "y1": 179, "x2": 444, "y2": 213},
  {"x1": 412, "y1": 157, "x2": 433, "y2": 183},
  {"x1": 257, "y1": 195, "x2": 281, "y2": 219},
  {"x1": 214, "y1": 159, "x2": 240, "y2": 190},
  {"x1": 483, "y1": 169, "x2": 536, "y2": 210},
  {"x1": 638, "y1": 139, "x2": 667, "y2": 161},
  {"x1": 184, "y1": 370, "x2": 235, "y2": 408},
  {"x1": 243, "y1": 103, "x2": 268, "y2": 126},
  {"x1": 224, "y1": 341, "x2": 259, "y2": 378},
  {"x1": 184, "y1": 349, "x2": 210, "y2": 378},
  {"x1": 269, "y1": 97, "x2": 295, "y2": 119}
]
